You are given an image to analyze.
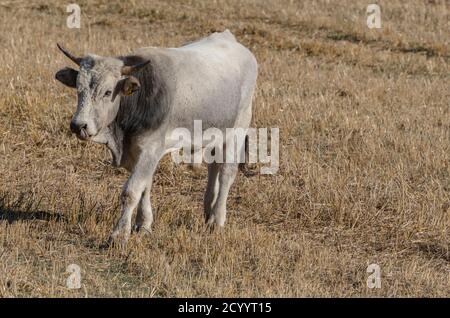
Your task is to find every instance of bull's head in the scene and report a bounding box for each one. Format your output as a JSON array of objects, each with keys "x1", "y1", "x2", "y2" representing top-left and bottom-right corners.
[{"x1": 55, "y1": 44, "x2": 149, "y2": 140}]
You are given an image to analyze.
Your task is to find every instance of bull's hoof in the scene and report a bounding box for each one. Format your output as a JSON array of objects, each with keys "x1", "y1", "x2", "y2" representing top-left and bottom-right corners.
[
  {"x1": 205, "y1": 216, "x2": 225, "y2": 233},
  {"x1": 133, "y1": 224, "x2": 152, "y2": 236},
  {"x1": 205, "y1": 214, "x2": 215, "y2": 227},
  {"x1": 107, "y1": 230, "x2": 130, "y2": 248}
]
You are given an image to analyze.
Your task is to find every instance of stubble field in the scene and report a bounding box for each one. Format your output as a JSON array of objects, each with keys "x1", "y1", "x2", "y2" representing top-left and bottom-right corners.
[{"x1": 0, "y1": 0, "x2": 448, "y2": 297}]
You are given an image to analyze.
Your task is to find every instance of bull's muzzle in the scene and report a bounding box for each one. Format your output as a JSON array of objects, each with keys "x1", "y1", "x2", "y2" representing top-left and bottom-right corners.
[{"x1": 70, "y1": 121, "x2": 89, "y2": 141}]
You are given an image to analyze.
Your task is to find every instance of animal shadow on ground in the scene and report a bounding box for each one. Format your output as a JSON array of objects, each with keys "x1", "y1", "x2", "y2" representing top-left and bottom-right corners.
[{"x1": 0, "y1": 192, "x2": 65, "y2": 225}]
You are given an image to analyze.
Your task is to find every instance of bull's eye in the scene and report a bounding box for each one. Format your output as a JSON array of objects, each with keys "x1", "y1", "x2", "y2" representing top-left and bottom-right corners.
[{"x1": 104, "y1": 90, "x2": 112, "y2": 97}]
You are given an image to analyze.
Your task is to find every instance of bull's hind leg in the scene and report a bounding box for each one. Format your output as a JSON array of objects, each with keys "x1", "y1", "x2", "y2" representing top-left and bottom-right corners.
[
  {"x1": 206, "y1": 162, "x2": 239, "y2": 227},
  {"x1": 205, "y1": 99, "x2": 252, "y2": 228},
  {"x1": 204, "y1": 162, "x2": 220, "y2": 224}
]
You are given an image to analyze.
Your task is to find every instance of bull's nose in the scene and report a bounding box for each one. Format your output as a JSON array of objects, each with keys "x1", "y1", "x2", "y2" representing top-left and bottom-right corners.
[{"x1": 70, "y1": 121, "x2": 87, "y2": 134}]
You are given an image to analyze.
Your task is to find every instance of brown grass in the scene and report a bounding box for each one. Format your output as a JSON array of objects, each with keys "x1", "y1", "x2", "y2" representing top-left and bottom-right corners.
[{"x1": 0, "y1": 0, "x2": 449, "y2": 297}]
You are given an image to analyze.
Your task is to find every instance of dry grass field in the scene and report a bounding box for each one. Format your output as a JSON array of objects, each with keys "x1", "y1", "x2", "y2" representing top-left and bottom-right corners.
[{"x1": 0, "y1": 0, "x2": 449, "y2": 297}]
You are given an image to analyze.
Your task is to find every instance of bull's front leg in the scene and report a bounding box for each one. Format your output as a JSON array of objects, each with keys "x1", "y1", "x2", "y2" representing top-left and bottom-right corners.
[
  {"x1": 134, "y1": 185, "x2": 153, "y2": 234},
  {"x1": 108, "y1": 150, "x2": 160, "y2": 247}
]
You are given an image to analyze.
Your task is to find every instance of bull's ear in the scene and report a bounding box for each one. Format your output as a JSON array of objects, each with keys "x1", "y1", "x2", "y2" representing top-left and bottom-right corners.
[
  {"x1": 112, "y1": 76, "x2": 140, "y2": 101},
  {"x1": 55, "y1": 67, "x2": 78, "y2": 88}
]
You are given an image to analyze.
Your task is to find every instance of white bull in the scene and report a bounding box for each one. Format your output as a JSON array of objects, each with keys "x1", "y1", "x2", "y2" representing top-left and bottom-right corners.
[{"x1": 55, "y1": 30, "x2": 258, "y2": 246}]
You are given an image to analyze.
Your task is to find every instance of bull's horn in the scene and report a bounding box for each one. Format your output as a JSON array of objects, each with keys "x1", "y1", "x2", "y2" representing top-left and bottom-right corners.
[
  {"x1": 121, "y1": 60, "x2": 150, "y2": 75},
  {"x1": 57, "y1": 43, "x2": 82, "y2": 66}
]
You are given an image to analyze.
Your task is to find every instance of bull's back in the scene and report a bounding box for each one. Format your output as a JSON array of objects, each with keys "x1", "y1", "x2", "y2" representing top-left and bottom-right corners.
[{"x1": 165, "y1": 31, "x2": 257, "y2": 131}]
